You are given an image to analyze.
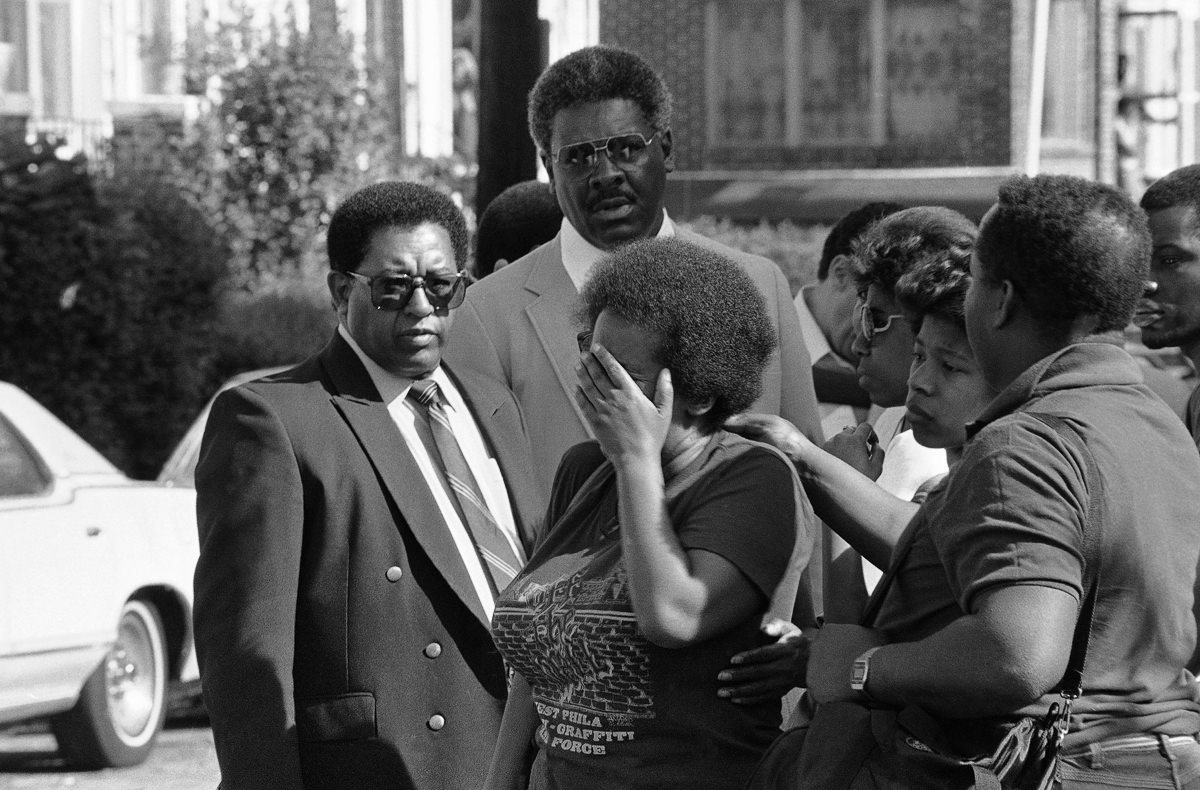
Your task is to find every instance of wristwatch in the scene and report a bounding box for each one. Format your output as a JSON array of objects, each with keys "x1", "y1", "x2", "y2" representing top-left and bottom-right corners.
[{"x1": 850, "y1": 646, "x2": 883, "y2": 693}]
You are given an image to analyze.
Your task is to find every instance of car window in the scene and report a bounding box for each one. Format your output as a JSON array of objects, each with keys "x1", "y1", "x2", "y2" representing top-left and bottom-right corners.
[
  {"x1": 158, "y1": 366, "x2": 289, "y2": 487},
  {"x1": 0, "y1": 413, "x2": 52, "y2": 497}
]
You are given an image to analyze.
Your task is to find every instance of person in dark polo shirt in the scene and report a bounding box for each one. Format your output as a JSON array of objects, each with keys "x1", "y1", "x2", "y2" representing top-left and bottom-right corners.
[{"x1": 799, "y1": 174, "x2": 1200, "y2": 788}]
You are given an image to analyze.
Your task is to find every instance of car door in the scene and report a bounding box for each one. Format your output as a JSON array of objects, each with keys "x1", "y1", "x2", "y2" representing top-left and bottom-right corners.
[{"x1": 0, "y1": 412, "x2": 116, "y2": 717}]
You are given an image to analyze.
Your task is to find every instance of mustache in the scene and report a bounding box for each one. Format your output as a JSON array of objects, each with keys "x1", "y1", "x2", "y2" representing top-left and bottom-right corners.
[{"x1": 587, "y1": 189, "x2": 635, "y2": 210}]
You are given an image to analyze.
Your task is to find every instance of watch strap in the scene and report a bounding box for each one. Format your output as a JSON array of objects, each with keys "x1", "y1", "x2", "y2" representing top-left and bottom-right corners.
[{"x1": 850, "y1": 646, "x2": 883, "y2": 692}]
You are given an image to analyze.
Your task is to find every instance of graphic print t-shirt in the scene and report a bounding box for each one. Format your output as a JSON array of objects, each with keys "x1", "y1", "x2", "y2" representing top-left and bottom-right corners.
[{"x1": 492, "y1": 439, "x2": 797, "y2": 790}]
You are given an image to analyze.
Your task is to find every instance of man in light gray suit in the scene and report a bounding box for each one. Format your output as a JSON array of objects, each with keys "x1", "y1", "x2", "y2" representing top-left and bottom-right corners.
[{"x1": 447, "y1": 45, "x2": 823, "y2": 493}]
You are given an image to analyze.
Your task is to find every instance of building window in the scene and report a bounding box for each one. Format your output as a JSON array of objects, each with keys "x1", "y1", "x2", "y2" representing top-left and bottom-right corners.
[
  {"x1": 1041, "y1": 0, "x2": 1094, "y2": 150},
  {"x1": 106, "y1": 0, "x2": 180, "y2": 99},
  {"x1": 0, "y1": 0, "x2": 29, "y2": 94},
  {"x1": 708, "y1": 0, "x2": 968, "y2": 150},
  {"x1": 39, "y1": 0, "x2": 71, "y2": 117},
  {"x1": 137, "y1": 0, "x2": 173, "y2": 95}
]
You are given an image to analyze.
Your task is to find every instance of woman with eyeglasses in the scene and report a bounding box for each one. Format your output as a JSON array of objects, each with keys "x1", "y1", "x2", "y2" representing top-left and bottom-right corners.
[
  {"x1": 483, "y1": 237, "x2": 811, "y2": 790},
  {"x1": 720, "y1": 207, "x2": 981, "y2": 705},
  {"x1": 730, "y1": 212, "x2": 1009, "y2": 790},
  {"x1": 824, "y1": 207, "x2": 978, "y2": 619}
]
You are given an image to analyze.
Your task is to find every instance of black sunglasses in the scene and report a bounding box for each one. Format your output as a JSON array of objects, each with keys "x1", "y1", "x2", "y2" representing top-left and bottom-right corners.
[{"x1": 343, "y1": 270, "x2": 468, "y2": 312}]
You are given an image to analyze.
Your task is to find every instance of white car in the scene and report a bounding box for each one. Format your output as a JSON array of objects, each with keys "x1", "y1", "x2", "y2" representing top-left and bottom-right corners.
[{"x1": 0, "y1": 381, "x2": 199, "y2": 768}]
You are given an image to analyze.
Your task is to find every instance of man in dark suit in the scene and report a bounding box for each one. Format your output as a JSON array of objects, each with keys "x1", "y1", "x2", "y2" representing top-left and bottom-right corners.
[{"x1": 193, "y1": 182, "x2": 543, "y2": 790}]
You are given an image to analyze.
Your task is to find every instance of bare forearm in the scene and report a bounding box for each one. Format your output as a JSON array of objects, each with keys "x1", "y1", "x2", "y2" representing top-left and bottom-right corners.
[
  {"x1": 615, "y1": 457, "x2": 707, "y2": 647},
  {"x1": 794, "y1": 448, "x2": 916, "y2": 568},
  {"x1": 865, "y1": 629, "x2": 1050, "y2": 716},
  {"x1": 822, "y1": 528, "x2": 869, "y2": 624},
  {"x1": 842, "y1": 588, "x2": 1075, "y2": 718}
]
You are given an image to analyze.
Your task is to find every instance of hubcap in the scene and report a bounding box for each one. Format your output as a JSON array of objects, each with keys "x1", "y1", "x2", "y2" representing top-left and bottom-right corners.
[{"x1": 104, "y1": 610, "x2": 158, "y2": 738}]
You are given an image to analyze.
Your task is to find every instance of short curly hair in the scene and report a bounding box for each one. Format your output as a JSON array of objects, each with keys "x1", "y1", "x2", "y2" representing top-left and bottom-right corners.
[
  {"x1": 474, "y1": 180, "x2": 562, "y2": 278},
  {"x1": 1141, "y1": 164, "x2": 1200, "y2": 217},
  {"x1": 577, "y1": 238, "x2": 775, "y2": 430},
  {"x1": 977, "y1": 174, "x2": 1150, "y2": 336},
  {"x1": 528, "y1": 45, "x2": 673, "y2": 156},
  {"x1": 851, "y1": 206, "x2": 977, "y2": 302},
  {"x1": 326, "y1": 182, "x2": 469, "y2": 273},
  {"x1": 819, "y1": 201, "x2": 908, "y2": 280},
  {"x1": 895, "y1": 257, "x2": 973, "y2": 334}
]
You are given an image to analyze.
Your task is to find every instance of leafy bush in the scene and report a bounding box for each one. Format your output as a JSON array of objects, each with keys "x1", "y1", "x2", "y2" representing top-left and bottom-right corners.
[
  {"x1": 211, "y1": 274, "x2": 336, "y2": 379},
  {"x1": 172, "y1": 3, "x2": 472, "y2": 290},
  {"x1": 0, "y1": 136, "x2": 226, "y2": 477},
  {"x1": 681, "y1": 217, "x2": 831, "y2": 296}
]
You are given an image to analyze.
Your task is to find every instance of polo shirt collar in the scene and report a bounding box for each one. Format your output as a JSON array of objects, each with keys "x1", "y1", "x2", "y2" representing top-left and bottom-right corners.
[{"x1": 966, "y1": 337, "x2": 1140, "y2": 439}]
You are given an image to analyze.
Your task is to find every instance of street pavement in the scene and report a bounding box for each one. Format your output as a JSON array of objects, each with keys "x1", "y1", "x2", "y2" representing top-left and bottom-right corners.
[{"x1": 0, "y1": 718, "x2": 219, "y2": 790}]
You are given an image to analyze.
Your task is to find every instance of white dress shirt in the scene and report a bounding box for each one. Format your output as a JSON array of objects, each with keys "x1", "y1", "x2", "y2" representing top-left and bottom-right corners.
[
  {"x1": 559, "y1": 210, "x2": 676, "y2": 291},
  {"x1": 338, "y1": 325, "x2": 523, "y2": 618},
  {"x1": 793, "y1": 287, "x2": 864, "y2": 437}
]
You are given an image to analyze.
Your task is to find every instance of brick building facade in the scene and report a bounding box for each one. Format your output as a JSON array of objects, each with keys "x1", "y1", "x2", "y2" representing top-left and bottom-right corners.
[{"x1": 592, "y1": 0, "x2": 1197, "y2": 222}]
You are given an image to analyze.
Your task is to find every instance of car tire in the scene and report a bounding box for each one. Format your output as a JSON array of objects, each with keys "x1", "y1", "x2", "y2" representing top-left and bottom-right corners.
[{"x1": 51, "y1": 599, "x2": 168, "y2": 768}]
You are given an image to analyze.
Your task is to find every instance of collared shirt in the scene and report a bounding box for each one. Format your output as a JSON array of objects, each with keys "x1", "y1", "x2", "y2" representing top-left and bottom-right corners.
[
  {"x1": 794, "y1": 286, "x2": 867, "y2": 436},
  {"x1": 558, "y1": 210, "x2": 676, "y2": 291},
  {"x1": 337, "y1": 324, "x2": 523, "y2": 618}
]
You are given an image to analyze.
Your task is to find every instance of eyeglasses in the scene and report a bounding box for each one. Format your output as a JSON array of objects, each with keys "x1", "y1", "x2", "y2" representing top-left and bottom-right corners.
[
  {"x1": 550, "y1": 131, "x2": 661, "y2": 180},
  {"x1": 343, "y1": 270, "x2": 468, "y2": 312},
  {"x1": 855, "y1": 301, "x2": 907, "y2": 344}
]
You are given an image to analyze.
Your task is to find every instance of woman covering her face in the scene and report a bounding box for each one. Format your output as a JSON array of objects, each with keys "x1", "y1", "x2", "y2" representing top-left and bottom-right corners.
[{"x1": 484, "y1": 237, "x2": 811, "y2": 790}]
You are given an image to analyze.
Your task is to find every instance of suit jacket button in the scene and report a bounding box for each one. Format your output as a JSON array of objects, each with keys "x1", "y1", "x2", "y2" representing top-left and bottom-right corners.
[
  {"x1": 385, "y1": 566, "x2": 403, "y2": 582},
  {"x1": 423, "y1": 642, "x2": 442, "y2": 658},
  {"x1": 427, "y1": 714, "x2": 445, "y2": 731}
]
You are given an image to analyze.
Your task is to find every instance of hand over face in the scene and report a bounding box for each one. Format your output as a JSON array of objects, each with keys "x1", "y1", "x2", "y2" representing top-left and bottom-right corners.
[{"x1": 576, "y1": 342, "x2": 672, "y2": 463}]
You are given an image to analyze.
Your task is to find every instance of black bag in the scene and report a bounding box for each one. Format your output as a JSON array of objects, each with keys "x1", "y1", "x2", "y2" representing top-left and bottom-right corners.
[
  {"x1": 748, "y1": 699, "x2": 1073, "y2": 790},
  {"x1": 746, "y1": 414, "x2": 1100, "y2": 790}
]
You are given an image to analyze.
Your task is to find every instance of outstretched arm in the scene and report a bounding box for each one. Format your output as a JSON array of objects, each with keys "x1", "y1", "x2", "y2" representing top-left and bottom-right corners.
[{"x1": 725, "y1": 413, "x2": 917, "y2": 569}]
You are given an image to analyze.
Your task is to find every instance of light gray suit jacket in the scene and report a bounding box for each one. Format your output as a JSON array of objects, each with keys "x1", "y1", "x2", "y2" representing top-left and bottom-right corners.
[{"x1": 445, "y1": 227, "x2": 823, "y2": 493}]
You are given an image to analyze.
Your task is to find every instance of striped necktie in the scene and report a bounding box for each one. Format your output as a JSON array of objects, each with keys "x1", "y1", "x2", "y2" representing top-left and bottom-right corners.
[{"x1": 407, "y1": 378, "x2": 521, "y2": 592}]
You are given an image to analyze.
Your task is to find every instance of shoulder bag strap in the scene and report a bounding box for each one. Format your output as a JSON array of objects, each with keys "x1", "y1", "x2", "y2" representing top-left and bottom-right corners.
[
  {"x1": 859, "y1": 515, "x2": 924, "y2": 627},
  {"x1": 1028, "y1": 413, "x2": 1103, "y2": 697}
]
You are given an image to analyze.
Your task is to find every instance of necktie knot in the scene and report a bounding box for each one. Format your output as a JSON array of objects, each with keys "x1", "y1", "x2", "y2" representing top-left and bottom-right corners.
[{"x1": 409, "y1": 378, "x2": 442, "y2": 409}]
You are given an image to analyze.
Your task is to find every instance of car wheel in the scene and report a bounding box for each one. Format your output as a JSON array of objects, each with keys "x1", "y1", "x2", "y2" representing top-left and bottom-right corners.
[{"x1": 51, "y1": 599, "x2": 168, "y2": 768}]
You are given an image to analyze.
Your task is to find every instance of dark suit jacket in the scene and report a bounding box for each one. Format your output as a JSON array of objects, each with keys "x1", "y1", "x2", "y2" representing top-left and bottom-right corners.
[
  {"x1": 193, "y1": 333, "x2": 543, "y2": 790},
  {"x1": 446, "y1": 228, "x2": 824, "y2": 494}
]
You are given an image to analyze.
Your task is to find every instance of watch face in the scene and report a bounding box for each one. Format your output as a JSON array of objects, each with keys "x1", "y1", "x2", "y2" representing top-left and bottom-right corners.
[{"x1": 851, "y1": 663, "x2": 869, "y2": 686}]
